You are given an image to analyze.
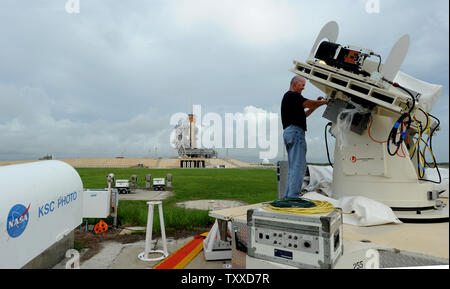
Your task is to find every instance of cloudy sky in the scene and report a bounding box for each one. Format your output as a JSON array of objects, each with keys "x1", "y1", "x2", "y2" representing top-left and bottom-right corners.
[{"x1": 0, "y1": 0, "x2": 448, "y2": 163}]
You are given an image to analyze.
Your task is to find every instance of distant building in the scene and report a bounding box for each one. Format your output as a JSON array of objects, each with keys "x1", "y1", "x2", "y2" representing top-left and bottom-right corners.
[
  {"x1": 172, "y1": 112, "x2": 218, "y2": 159},
  {"x1": 39, "y1": 154, "x2": 54, "y2": 160}
]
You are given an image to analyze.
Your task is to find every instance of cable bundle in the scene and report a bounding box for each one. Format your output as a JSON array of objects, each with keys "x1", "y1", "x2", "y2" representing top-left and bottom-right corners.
[
  {"x1": 410, "y1": 108, "x2": 441, "y2": 183},
  {"x1": 264, "y1": 198, "x2": 336, "y2": 215},
  {"x1": 386, "y1": 84, "x2": 415, "y2": 157},
  {"x1": 387, "y1": 112, "x2": 411, "y2": 157},
  {"x1": 372, "y1": 79, "x2": 441, "y2": 184}
]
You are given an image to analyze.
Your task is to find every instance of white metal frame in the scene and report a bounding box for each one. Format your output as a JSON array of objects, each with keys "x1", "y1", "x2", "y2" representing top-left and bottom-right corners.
[
  {"x1": 138, "y1": 201, "x2": 169, "y2": 262},
  {"x1": 203, "y1": 220, "x2": 232, "y2": 261}
]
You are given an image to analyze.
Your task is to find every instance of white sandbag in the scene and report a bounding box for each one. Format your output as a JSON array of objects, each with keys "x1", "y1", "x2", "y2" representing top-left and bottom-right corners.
[
  {"x1": 303, "y1": 165, "x2": 334, "y2": 197},
  {"x1": 339, "y1": 196, "x2": 402, "y2": 227},
  {"x1": 303, "y1": 192, "x2": 401, "y2": 226},
  {"x1": 424, "y1": 168, "x2": 449, "y2": 198}
]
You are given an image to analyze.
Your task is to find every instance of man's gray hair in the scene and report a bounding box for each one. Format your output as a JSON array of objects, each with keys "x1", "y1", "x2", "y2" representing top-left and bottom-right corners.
[{"x1": 290, "y1": 75, "x2": 305, "y2": 87}]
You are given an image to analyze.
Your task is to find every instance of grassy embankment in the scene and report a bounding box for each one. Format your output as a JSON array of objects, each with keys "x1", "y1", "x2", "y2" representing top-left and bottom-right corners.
[{"x1": 77, "y1": 168, "x2": 277, "y2": 234}]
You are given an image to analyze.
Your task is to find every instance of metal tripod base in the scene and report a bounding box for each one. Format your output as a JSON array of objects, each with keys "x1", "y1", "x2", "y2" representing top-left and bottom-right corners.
[
  {"x1": 138, "y1": 250, "x2": 169, "y2": 262},
  {"x1": 137, "y1": 201, "x2": 169, "y2": 262}
]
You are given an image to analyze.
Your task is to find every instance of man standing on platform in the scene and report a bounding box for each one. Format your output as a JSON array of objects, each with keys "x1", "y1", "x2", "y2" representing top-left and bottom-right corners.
[{"x1": 281, "y1": 75, "x2": 328, "y2": 199}]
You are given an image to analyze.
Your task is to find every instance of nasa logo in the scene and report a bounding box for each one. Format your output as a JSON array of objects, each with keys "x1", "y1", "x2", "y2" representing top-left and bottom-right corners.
[{"x1": 6, "y1": 204, "x2": 31, "y2": 238}]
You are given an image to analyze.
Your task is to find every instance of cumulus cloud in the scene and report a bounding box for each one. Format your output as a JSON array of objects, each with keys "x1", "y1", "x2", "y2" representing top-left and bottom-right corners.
[
  {"x1": 0, "y1": 83, "x2": 175, "y2": 160},
  {"x1": 0, "y1": 0, "x2": 448, "y2": 163}
]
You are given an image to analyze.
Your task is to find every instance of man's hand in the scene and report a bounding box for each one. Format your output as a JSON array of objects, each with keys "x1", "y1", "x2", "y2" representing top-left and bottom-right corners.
[
  {"x1": 303, "y1": 97, "x2": 328, "y2": 118},
  {"x1": 317, "y1": 96, "x2": 328, "y2": 104},
  {"x1": 303, "y1": 98, "x2": 327, "y2": 109}
]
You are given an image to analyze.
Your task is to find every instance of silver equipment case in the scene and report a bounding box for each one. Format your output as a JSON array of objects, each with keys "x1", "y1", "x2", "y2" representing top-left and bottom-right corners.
[{"x1": 247, "y1": 207, "x2": 343, "y2": 269}]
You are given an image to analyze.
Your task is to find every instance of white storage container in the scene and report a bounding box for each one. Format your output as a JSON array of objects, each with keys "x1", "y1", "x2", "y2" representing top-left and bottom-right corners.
[
  {"x1": 153, "y1": 178, "x2": 165, "y2": 186},
  {"x1": 0, "y1": 161, "x2": 83, "y2": 268},
  {"x1": 83, "y1": 190, "x2": 111, "y2": 218}
]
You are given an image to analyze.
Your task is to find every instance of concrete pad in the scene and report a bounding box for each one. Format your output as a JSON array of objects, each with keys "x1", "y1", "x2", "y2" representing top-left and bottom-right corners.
[
  {"x1": 119, "y1": 189, "x2": 173, "y2": 201},
  {"x1": 80, "y1": 241, "x2": 125, "y2": 269},
  {"x1": 53, "y1": 240, "x2": 125, "y2": 269},
  {"x1": 53, "y1": 236, "x2": 230, "y2": 269},
  {"x1": 176, "y1": 200, "x2": 248, "y2": 211},
  {"x1": 110, "y1": 243, "x2": 156, "y2": 269},
  {"x1": 109, "y1": 238, "x2": 182, "y2": 269}
]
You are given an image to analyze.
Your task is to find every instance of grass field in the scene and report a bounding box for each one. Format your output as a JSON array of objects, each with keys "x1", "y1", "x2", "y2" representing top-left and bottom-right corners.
[{"x1": 77, "y1": 168, "x2": 277, "y2": 234}]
